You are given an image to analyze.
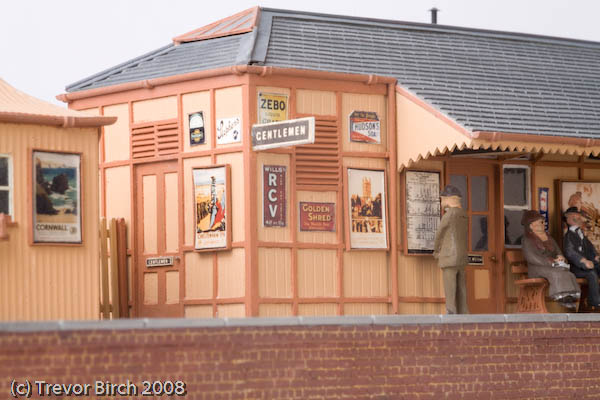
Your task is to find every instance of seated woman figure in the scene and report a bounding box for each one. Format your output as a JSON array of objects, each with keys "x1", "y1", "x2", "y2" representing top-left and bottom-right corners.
[{"x1": 521, "y1": 210, "x2": 580, "y2": 309}]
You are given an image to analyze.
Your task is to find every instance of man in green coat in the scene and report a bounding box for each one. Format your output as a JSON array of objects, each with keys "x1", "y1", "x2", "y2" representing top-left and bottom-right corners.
[{"x1": 433, "y1": 185, "x2": 469, "y2": 314}]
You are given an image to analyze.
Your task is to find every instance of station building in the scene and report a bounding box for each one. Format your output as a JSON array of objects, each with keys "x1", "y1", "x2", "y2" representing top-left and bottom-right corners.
[{"x1": 59, "y1": 7, "x2": 600, "y2": 318}]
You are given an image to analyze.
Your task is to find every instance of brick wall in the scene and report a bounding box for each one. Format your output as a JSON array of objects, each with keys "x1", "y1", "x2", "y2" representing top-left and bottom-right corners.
[{"x1": 2, "y1": 315, "x2": 600, "y2": 399}]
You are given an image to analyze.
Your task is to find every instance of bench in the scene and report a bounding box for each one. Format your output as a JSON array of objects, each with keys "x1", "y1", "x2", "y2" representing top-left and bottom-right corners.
[{"x1": 510, "y1": 259, "x2": 549, "y2": 313}]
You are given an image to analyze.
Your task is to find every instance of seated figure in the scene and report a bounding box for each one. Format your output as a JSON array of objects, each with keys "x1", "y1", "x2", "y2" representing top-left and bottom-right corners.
[
  {"x1": 521, "y1": 210, "x2": 580, "y2": 309},
  {"x1": 563, "y1": 207, "x2": 600, "y2": 308}
]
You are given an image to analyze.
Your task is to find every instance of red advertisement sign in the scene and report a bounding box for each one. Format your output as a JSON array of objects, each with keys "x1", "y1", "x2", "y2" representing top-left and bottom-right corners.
[
  {"x1": 299, "y1": 202, "x2": 336, "y2": 231},
  {"x1": 263, "y1": 165, "x2": 286, "y2": 227}
]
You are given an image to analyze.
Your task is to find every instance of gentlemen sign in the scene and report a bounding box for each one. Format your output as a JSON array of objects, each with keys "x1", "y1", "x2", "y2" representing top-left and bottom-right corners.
[
  {"x1": 263, "y1": 165, "x2": 286, "y2": 227},
  {"x1": 146, "y1": 256, "x2": 174, "y2": 267},
  {"x1": 252, "y1": 117, "x2": 315, "y2": 151}
]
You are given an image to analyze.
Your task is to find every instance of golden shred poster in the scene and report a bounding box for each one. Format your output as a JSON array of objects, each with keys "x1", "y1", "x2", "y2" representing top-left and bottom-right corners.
[
  {"x1": 32, "y1": 150, "x2": 81, "y2": 243},
  {"x1": 347, "y1": 168, "x2": 388, "y2": 249},
  {"x1": 193, "y1": 165, "x2": 230, "y2": 250}
]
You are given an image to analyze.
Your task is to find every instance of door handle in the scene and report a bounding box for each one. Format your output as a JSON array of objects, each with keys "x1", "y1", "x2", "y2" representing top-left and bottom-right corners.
[{"x1": 490, "y1": 255, "x2": 498, "y2": 262}]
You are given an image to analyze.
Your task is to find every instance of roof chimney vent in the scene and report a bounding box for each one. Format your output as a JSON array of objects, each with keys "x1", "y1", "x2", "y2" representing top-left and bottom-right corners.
[{"x1": 429, "y1": 7, "x2": 439, "y2": 24}]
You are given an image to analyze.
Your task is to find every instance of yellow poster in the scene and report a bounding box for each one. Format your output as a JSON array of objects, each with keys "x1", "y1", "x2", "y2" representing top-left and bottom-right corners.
[{"x1": 257, "y1": 92, "x2": 288, "y2": 124}]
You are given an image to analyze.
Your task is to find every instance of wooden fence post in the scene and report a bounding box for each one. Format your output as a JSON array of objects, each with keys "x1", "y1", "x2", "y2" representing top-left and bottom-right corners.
[
  {"x1": 99, "y1": 218, "x2": 110, "y2": 319},
  {"x1": 117, "y1": 218, "x2": 129, "y2": 318},
  {"x1": 109, "y1": 218, "x2": 120, "y2": 319}
]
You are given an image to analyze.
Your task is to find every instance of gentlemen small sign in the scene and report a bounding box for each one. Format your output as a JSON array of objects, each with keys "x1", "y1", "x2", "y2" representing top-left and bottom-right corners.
[
  {"x1": 252, "y1": 117, "x2": 315, "y2": 151},
  {"x1": 146, "y1": 256, "x2": 174, "y2": 267}
]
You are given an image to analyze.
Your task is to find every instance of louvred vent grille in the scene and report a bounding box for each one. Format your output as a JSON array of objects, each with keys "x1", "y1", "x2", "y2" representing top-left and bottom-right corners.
[
  {"x1": 131, "y1": 118, "x2": 180, "y2": 159},
  {"x1": 295, "y1": 117, "x2": 340, "y2": 188}
]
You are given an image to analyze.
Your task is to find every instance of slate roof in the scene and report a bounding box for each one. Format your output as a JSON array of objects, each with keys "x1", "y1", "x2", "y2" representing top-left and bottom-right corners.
[{"x1": 66, "y1": 7, "x2": 600, "y2": 139}]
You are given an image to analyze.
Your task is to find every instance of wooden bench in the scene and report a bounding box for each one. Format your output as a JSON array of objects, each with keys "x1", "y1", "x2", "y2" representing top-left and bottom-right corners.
[{"x1": 510, "y1": 259, "x2": 549, "y2": 313}]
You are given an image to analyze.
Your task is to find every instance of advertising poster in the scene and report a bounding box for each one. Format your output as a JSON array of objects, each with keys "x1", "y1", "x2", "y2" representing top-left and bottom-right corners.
[
  {"x1": 216, "y1": 116, "x2": 242, "y2": 145},
  {"x1": 188, "y1": 112, "x2": 205, "y2": 146},
  {"x1": 193, "y1": 165, "x2": 230, "y2": 250},
  {"x1": 539, "y1": 187, "x2": 549, "y2": 230},
  {"x1": 559, "y1": 180, "x2": 600, "y2": 251},
  {"x1": 258, "y1": 92, "x2": 288, "y2": 124},
  {"x1": 347, "y1": 168, "x2": 388, "y2": 249},
  {"x1": 349, "y1": 111, "x2": 381, "y2": 144},
  {"x1": 404, "y1": 170, "x2": 440, "y2": 254},
  {"x1": 299, "y1": 202, "x2": 335, "y2": 231},
  {"x1": 32, "y1": 150, "x2": 82, "y2": 244},
  {"x1": 263, "y1": 165, "x2": 286, "y2": 227}
]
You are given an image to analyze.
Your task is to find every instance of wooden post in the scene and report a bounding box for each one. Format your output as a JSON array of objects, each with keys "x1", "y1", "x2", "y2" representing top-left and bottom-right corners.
[
  {"x1": 109, "y1": 218, "x2": 120, "y2": 319},
  {"x1": 117, "y1": 218, "x2": 129, "y2": 318},
  {"x1": 99, "y1": 218, "x2": 110, "y2": 319}
]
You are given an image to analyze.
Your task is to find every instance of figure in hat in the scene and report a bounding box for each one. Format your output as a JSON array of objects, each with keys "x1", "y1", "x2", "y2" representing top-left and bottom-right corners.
[
  {"x1": 433, "y1": 185, "x2": 469, "y2": 314},
  {"x1": 563, "y1": 207, "x2": 600, "y2": 308},
  {"x1": 521, "y1": 210, "x2": 580, "y2": 309}
]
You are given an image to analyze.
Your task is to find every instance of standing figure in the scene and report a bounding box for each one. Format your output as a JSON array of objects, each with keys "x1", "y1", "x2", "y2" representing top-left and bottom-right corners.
[
  {"x1": 563, "y1": 207, "x2": 600, "y2": 308},
  {"x1": 521, "y1": 210, "x2": 580, "y2": 310},
  {"x1": 433, "y1": 185, "x2": 469, "y2": 314}
]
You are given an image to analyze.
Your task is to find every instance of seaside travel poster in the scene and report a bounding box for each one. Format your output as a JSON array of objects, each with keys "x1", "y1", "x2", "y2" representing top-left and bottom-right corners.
[{"x1": 32, "y1": 150, "x2": 81, "y2": 243}]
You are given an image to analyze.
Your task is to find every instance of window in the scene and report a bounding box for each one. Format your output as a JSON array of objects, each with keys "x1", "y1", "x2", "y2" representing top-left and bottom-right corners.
[
  {"x1": 503, "y1": 165, "x2": 530, "y2": 247},
  {"x1": 0, "y1": 154, "x2": 12, "y2": 217}
]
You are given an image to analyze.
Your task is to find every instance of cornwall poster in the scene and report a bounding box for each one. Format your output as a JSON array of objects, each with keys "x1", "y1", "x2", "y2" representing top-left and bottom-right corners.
[
  {"x1": 32, "y1": 150, "x2": 81, "y2": 244},
  {"x1": 347, "y1": 168, "x2": 388, "y2": 249},
  {"x1": 193, "y1": 165, "x2": 231, "y2": 251}
]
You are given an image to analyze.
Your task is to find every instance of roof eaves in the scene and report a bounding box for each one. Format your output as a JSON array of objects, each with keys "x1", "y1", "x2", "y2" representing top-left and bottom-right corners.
[{"x1": 0, "y1": 112, "x2": 116, "y2": 128}]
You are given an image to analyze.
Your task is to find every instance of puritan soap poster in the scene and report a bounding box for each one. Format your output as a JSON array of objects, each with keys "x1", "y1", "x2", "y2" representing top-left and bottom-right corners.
[
  {"x1": 32, "y1": 150, "x2": 81, "y2": 244},
  {"x1": 193, "y1": 165, "x2": 230, "y2": 250},
  {"x1": 216, "y1": 116, "x2": 241, "y2": 144}
]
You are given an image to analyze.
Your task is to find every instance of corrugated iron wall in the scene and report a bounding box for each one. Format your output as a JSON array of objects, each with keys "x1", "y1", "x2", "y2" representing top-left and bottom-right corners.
[{"x1": 0, "y1": 123, "x2": 99, "y2": 320}]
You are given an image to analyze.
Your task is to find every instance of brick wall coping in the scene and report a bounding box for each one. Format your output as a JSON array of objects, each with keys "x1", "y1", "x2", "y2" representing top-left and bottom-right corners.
[{"x1": 2, "y1": 313, "x2": 600, "y2": 332}]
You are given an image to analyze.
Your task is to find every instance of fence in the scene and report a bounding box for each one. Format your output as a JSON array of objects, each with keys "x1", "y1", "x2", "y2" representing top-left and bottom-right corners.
[{"x1": 99, "y1": 218, "x2": 128, "y2": 319}]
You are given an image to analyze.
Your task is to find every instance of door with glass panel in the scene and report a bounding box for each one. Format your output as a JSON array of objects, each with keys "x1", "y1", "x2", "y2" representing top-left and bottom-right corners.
[{"x1": 446, "y1": 162, "x2": 497, "y2": 314}]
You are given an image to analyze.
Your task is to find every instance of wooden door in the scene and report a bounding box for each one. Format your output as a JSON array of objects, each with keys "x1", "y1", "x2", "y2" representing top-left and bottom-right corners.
[
  {"x1": 447, "y1": 162, "x2": 498, "y2": 313},
  {"x1": 134, "y1": 161, "x2": 183, "y2": 317}
]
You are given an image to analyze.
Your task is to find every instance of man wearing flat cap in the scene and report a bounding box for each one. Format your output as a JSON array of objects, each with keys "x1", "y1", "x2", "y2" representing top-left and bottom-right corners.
[
  {"x1": 563, "y1": 207, "x2": 600, "y2": 308},
  {"x1": 433, "y1": 185, "x2": 469, "y2": 314}
]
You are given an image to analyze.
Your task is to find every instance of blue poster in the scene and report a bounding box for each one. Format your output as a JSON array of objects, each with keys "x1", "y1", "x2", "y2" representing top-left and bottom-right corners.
[{"x1": 539, "y1": 187, "x2": 549, "y2": 230}]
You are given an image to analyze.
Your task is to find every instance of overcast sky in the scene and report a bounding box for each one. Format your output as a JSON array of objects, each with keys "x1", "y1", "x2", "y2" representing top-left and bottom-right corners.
[{"x1": 2, "y1": 0, "x2": 599, "y2": 105}]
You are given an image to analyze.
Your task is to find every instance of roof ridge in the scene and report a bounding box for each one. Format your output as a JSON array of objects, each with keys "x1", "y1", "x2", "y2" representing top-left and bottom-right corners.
[{"x1": 260, "y1": 7, "x2": 600, "y2": 49}]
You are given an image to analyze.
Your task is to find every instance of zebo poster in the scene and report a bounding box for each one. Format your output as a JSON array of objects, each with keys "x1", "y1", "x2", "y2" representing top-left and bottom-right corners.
[
  {"x1": 258, "y1": 92, "x2": 288, "y2": 124},
  {"x1": 193, "y1": 165, "x2": 231, "y2": 251},
  {"x1": 32, "y1": 150, "x2": 82, "y2": 244},
  {"x1": 347, "y1": 168, "x2": 388, "y2": 249}
]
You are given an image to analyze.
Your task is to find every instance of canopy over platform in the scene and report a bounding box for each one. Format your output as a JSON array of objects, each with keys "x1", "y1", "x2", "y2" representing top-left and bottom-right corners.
[{"x1": 0, "y1": 79, "x2": 115, "y2": 128}]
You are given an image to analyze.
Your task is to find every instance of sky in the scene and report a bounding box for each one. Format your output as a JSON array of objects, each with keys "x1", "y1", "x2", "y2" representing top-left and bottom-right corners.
[{"x1": 2, "y1": 0, "x2": 600, "y2": 106}]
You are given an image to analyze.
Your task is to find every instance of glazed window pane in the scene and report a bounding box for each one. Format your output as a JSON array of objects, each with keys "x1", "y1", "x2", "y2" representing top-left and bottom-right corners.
[
  {"x1": 504, "y1": 209, "x2": 525, "y2": 246},
  {"x1": 471, "y1": 175, "x2": 488, "y2": 212},
  {"x1": 449, "y1": 174, "x2": 467, "y2": 210},
  {"x1": 471, "y1": 215, "x2": 488, "y2": 251},
  {"x1": 504, "y1": 167, "x2": 528, "y2": 207},
  {"x1": 0, "y1": 157, "x2": 7, "y2": 187},
  {"x1": 0, "y1": 190, "x2": 8, "y2": 214}
]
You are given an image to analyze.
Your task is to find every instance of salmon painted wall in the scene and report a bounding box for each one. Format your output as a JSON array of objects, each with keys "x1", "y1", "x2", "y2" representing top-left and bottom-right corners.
[
  {"x1": 254, "y1": 81, "x2": 392, "y2": 317},
  {"x1": 0, "y1": 123, "x2": 99, "y2": 320}
]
